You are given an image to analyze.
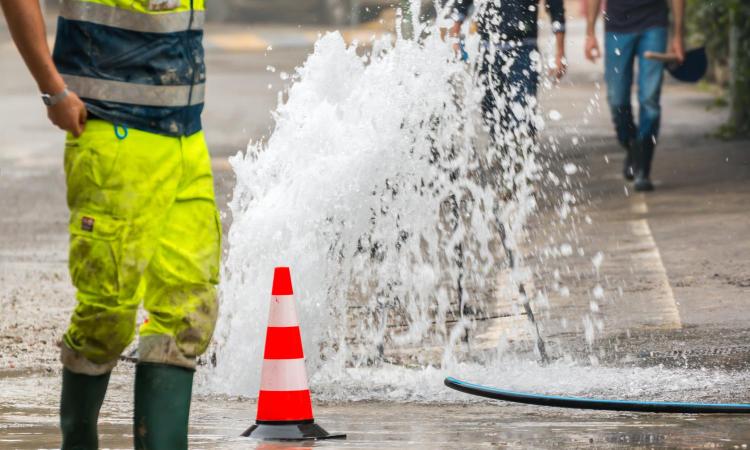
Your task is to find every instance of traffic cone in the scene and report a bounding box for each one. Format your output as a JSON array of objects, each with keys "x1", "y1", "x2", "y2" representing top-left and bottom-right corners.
[{"x1": 242, "y1": 267, "x2": 346, "y2": 441}]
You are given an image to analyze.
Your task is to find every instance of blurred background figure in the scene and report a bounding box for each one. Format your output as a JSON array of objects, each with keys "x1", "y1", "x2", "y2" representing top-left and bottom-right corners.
[
  {"x1": 585, "y1": 0, "x2": 685, "y2": 192},
  {"x1": 448, "y1": 0, "x2": 567, "y2": 146}
]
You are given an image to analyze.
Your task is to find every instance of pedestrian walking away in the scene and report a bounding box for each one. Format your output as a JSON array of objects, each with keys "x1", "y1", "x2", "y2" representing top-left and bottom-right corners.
[
  {"x1": 0, "y1": 0, "x2": 221, "y2": 448},
  {"x1": 585, "y1": 0, "x2": 686, "y2": 191}
]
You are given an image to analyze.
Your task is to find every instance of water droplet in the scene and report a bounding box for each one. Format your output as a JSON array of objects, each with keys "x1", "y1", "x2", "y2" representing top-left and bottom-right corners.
[{"x1": 592, "y1": 251, "x2": 604, "y2": 269}]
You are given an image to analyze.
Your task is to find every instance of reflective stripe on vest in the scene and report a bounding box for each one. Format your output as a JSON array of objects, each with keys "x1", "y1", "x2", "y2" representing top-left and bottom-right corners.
[
  {"x1": 63, "y1": 74, "x2": 205, "y2": 107},
  {"x1": 53, "y1": 0, "x2": 206, "y2": 135},
  {"x1": 60, "y1": 0, "x2": 205, "y2": 33}
]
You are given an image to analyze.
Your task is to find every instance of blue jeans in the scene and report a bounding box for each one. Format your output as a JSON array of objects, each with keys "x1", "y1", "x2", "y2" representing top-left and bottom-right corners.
[
  {"x1": 479, "y1": 42, "x2": 539, "y2": 140},
  {"x1": 604, "y1": 27, "x2": 667, "y2": 152}
]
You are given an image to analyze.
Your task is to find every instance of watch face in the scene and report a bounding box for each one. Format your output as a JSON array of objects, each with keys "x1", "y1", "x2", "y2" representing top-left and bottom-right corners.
[{"x1": 42, "y1": 95, "x2": 52, "y2": 106}]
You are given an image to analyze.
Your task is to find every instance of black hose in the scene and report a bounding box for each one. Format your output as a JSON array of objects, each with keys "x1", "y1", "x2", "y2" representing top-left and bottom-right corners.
[{"x1": 445, "y1": 377, "x2": 750, "y2": 414}]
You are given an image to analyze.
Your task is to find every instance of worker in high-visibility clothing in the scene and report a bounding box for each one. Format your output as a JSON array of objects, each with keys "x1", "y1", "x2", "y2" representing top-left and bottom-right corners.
[{"x1": 0, "y1": 0, "x2": 220, "y2": 448}]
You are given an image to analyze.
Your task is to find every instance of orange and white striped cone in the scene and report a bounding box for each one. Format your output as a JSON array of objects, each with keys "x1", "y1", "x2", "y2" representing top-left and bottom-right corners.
[{"x1": 242, "y1": 267, "x2": 346, "y2": 441}]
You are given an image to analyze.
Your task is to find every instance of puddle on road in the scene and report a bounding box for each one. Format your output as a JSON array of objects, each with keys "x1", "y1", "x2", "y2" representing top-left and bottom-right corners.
[{"x1": 3, "y1": 369, "x2": 750, "y2": 449}]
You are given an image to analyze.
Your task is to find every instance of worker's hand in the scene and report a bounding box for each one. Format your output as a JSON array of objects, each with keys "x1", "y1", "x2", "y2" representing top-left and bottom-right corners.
[
  {"x1": 670, "y1": 33, "x2": 685, "y2": 65},
  {"x1": 47, "y1": 91, "x2": 87, "y2": 137},
  {"x1": 584, "y1": 34, "x2": 601, "y2": 62},
  {"x1": 549, "y1": 52, "x2": 567, "y2": 80},
  {"x1": 447, "y1": 20, "x2": 462, "y2": 56}
]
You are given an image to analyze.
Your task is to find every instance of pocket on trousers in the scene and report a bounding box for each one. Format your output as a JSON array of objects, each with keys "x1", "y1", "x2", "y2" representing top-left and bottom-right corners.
[
  {"x1": 68, "y1": 210, "x2": 126, "y2": 298},
  {"x1": 64, "y1": 129, "x2": 122, "y2": 191}
]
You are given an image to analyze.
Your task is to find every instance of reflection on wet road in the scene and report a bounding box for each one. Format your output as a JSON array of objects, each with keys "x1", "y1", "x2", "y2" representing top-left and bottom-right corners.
[{"x1": 2, "y1": 372, "x2": 750, "y2": 449}]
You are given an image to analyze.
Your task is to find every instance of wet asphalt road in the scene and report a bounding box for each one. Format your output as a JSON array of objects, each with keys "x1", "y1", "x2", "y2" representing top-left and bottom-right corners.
[
  {"x1": 3, "y1": 371, "x2": 750, "y2": 449},
  {"x1": 2, "y1": 14, "x2": 750, "y2": 450}
]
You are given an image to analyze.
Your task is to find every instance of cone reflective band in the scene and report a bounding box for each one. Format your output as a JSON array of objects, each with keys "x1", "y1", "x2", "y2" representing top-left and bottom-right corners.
[
  {"x1": 257, "y1": 267, "x2": 312, "y2": 422},
  {"x1": 242, "y1": 267, "x2": 345, "y2": 441}
]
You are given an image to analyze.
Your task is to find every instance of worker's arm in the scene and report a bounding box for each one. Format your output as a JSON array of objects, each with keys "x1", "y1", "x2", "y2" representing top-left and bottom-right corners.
[
  {"x1": 546, "y1": 0, "x2": 567, "y2": 79},
  {"x1": 670, "y1": 0, "x2": 686, "y2": 64},
  {"x1": 584, "y1": 0, "x2": 602, "y2": 62},
  {"x1": 0, "y1": 0, "x2": 86, "y2": 136}
]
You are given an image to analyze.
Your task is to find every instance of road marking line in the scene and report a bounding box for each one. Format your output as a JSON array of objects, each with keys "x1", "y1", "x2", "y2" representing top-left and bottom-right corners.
[
  {"x1": 628, "y1": 217, "x2": 682, "y2": 329},
  {"x1": 630, "y1": 198, "x2": 648, "y2": 214}
]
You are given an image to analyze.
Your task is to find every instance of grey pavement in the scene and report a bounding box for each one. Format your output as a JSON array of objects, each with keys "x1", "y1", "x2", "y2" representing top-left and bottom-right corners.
[{"x1": 1, "y1": 12, "x2": 750, "y2": 450}]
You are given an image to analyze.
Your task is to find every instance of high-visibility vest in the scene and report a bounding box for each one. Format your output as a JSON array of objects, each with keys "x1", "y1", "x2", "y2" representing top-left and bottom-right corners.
[{"x1": 53, "y1": 0, "x2": 206, "y2": 137}]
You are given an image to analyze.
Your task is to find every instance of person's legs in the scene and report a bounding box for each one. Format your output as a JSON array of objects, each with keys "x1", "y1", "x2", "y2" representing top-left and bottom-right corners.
[
  {"x1": 61, "y1": 120, "x2": 183, "y2": 448},
  {"x1": 605, "y1": 31, "x2": 639, "y2": 179},
  {"x1": 481, "y1": 43, "x2": 539, "y2": 194},
  {"x1": 502, "y1": 43, "x2": 539, "y2": 192},
  {"x1": 135, "y1": 131, "x2": 220, "y2": 450},
  {"x1": 134, "y1": 363, "x2": 195, "y2": 450},
  {"x1": 60, "y1": 369, "x2": 110, "y2": 450},
  {"x1": 634, "y1": 26, "x2": 668, "y2": 190},
  {"x1": 478, "y1": 45, "x2": 509, "y2": 197},
  {"x1": 480, "y1": 43, "x2": 539, "y2": 135},
  {"x1": 504, "y1": 43, "x2": 540, "y2": 134},
  {"x1": 479, "y1": 46, "x2": 501, "y2": 140}
]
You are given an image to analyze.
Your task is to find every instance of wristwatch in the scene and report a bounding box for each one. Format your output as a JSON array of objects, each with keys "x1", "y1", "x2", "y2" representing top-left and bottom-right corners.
[{"x1": 41, "y1": 88, "x2": 70, "y2": 107}]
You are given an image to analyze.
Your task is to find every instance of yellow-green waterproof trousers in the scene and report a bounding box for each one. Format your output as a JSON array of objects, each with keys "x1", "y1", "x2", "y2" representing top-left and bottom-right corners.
[{"x1": 62, "y1": 120, "x2": 220, "y2": 374}]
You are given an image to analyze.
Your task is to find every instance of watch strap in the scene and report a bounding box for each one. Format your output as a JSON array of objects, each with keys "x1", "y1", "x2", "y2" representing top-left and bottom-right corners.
[{"x1": 42, "y1": 88, "x2": 70, "y2": 107}]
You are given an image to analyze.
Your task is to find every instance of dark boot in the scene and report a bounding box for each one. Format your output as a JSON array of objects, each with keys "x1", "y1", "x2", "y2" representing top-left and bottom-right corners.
[
  {"x1": 622, "y1": 139, "x2": 635, "y2": 181},
  {"x1": 634, "y1": 140, "x2": 655, "y2": 192},
  {"x1": 60, "y1": 368, "x2": 111, "y2": 450},
  {"x1": 134, "y1": 363, "x2": 194, "y2": 450}
]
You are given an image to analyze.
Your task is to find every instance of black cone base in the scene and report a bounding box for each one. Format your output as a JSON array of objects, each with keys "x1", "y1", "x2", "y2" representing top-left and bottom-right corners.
[{"x1": 242, "y1": 422, "x2": 346, "y2": 441}]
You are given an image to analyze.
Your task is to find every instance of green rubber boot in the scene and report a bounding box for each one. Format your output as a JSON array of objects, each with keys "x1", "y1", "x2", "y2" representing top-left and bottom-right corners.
[
  {"x1": 60, "y1": 368, "x2": 111, "y2": 450},
  {"x1": 134, "y1": 363, "x2": 194, "y2": 450}
]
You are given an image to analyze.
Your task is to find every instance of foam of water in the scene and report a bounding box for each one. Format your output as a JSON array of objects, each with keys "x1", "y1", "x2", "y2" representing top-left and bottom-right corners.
[{"x1": 203, "y1": 10, "x2": 546, "y2": 395}]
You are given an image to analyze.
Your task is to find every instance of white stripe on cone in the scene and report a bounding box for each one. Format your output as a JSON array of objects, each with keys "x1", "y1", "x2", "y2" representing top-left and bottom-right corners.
[
  {"x1": 267, "y1": 295, "x2": 299, "y2": 327},
  {"x1": 260, "y1": 358, "x2": 310, "y2": 391}
]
